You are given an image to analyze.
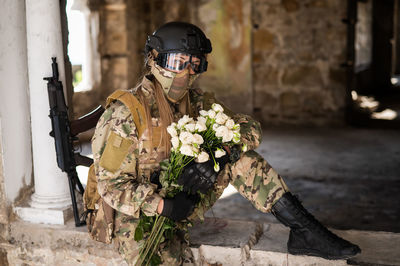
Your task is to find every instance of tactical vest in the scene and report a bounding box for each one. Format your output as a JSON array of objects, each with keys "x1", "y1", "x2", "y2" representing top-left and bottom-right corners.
[
  {"x1": 83, "y1": 89, "x2": 159, "y2": 242},
  {"x1": 83, "y1": 87, "x2": 219, "y2": 243}
]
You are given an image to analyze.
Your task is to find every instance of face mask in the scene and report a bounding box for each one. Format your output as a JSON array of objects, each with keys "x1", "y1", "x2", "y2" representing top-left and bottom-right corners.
[{"x1": 149, "y1": 57, "x2": 199, "y2": 103}]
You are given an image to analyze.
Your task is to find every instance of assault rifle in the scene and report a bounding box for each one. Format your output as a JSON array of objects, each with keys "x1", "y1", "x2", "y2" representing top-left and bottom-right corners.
[{"x1": 44, "y1": 57, "x2": 104, "y2": 227}]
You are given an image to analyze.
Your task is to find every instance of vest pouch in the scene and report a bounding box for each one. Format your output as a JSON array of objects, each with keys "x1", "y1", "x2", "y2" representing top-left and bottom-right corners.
[
  {"x1": 84, "y1": 164, "x2": 115, "y2": 244},
  {"x1": 87, "y1": 197, "x2": 115, "y2": 244}
]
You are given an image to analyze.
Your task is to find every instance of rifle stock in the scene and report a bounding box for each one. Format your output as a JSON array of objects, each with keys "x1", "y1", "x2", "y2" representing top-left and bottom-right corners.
[{"x1": 70, "y1": 105, "x2": 105, "y2": 136}]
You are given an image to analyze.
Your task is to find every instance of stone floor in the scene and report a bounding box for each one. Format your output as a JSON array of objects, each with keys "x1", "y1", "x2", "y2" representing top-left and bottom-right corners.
[
  {"x1": 204, "y1": 127, "x2": 400, "y2": 233},
  {"x1": 77, "y1": 127, "x2": 400, "y2": 233},
  {"x1": 5, "y1": 218, "x2": 400, "y2": 265}
]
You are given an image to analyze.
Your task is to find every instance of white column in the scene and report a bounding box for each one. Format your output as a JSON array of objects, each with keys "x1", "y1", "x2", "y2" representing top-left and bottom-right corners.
[
  {"x1": 15, "y1": 0, "x2": 72, "y2": 225},
  {"x1": 0, "y1": 0, "x2": 32, "y2": 214}
]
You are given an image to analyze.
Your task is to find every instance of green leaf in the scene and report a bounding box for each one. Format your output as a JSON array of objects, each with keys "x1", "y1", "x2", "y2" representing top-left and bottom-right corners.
[
  {"x1": 134, "y1": 226, "x2": 143, "y2": 241},
  {"x1": 164, "y1": 224, "x2": 173, "y2": 230},
  {"x1": 150, "y1": 254, "x2": 162, "y2": 266}
]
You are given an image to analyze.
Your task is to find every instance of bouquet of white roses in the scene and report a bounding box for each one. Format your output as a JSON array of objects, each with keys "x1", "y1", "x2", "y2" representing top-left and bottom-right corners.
[{"x1": 135, "y1": 103, "x2": 243, "y2": 266}]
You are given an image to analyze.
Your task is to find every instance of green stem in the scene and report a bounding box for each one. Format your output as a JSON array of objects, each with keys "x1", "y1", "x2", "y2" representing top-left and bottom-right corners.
[
  {"x1": 141, "y1": 216, "x2": 166, "y2": 265},
  {"x1": 144, "y1": 225, "x2": 166, "y2": 266},
  {"x1": 207, "y1": 143, "x2": 217, "y2": 166},
  {"x1": 138, "y1": 216, "x2": 162, "y2": 265}
]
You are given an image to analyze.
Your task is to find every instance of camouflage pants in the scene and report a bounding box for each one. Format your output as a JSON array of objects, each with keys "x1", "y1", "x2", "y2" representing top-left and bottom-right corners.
[
  {"x1": 226, "y1": 150, "x2": 289, "y2": 213},
  {"x1": 115, "y1": 150, "x2": 288, "y2": 265}
]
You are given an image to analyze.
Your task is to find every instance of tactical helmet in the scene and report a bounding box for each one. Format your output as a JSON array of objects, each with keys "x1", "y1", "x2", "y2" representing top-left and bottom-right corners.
[{"x1": 145, "y1": 22, "x2": 212, "y2": 73}]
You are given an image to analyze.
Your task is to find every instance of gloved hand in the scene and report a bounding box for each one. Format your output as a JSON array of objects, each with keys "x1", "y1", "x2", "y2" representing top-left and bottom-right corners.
[
  {"x1": 228, "y1": 145, "x2": 242, "y2": 164},
  {"x1": 161, "y1": 191, "x2": 199, "y2": 221},
  {"x1": 150, "y1": 170, "x2": 162, "y2": 189},
  {"x1": 178, "y1": 160, "x2": 215, "y2": 194},
  {"x1": 178, "y1": 153, "x2": 230, "y2": 194}
]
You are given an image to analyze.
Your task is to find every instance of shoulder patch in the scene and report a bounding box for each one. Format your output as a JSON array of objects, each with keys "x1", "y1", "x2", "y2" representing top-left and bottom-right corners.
[{"x1": 99, "y1": 131, "x2": 134, "y2": 172}]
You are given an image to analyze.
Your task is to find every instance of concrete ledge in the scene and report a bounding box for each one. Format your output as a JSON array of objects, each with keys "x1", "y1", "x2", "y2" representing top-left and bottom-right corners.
[
  {"x1": 14, "y1": 206, "x2": 73, "y2": 225},
  {"x1": 189, "y1": 219, "x2": 347, "y2": 265},
  {"x1": 1, "y1": 217, "x2": 399, "y2": 265}
]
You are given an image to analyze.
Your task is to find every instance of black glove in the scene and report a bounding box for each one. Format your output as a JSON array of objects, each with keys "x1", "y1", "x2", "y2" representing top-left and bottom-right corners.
[
  {"x1": 228, "y1": 145, "x2": 242, "y2": 163},
  {"x1": 178, "y1": 153, "x2": 230, "y2": 194},
  {"x1": 150, "y1": 170, "x2": 162, "y2": 189},
  {"x1": 178, "y1": 160, "x2": 215, "y2": 194},
  {"x1": 161, "y1": 192, "x2": 199, "y2": 221}
]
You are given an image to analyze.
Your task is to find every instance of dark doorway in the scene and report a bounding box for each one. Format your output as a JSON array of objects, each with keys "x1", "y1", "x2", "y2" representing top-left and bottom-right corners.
[{"x1": 349, "y1": 0, "x2": 400, "y2": 128}]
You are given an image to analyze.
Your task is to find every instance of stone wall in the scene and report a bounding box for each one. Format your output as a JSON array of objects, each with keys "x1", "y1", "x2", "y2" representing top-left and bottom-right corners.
[
  {"x1": 252, "y1": 0, "x2": 347, "y2": 126},
  {"x1": 194, "y1": 0, "x2": 253, "y2": 115},
  {"x1": 73, "y1": 0, "x2": 349, "y2": 126}
]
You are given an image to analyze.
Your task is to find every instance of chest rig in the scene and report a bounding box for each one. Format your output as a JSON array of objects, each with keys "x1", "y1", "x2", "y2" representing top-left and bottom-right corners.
[{"x1": 105, "y1": 88, "x2": 167, "y2": 180}]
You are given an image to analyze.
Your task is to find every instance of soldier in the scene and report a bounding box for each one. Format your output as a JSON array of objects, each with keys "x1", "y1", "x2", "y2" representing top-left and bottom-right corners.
[{"x1": 87, "y1": 22, "x2": 361, "y2": 265}]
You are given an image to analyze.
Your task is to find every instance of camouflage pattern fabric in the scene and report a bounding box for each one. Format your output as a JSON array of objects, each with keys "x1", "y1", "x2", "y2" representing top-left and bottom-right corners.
[{"x1": 91, "y1": 74, "x2": 289, "y2": 265}]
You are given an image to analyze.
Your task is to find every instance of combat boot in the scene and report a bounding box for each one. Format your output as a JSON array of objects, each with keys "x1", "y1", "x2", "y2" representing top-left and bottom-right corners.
[{"x1": 271, "y1": 192, "x2": 361, "y2": 260}]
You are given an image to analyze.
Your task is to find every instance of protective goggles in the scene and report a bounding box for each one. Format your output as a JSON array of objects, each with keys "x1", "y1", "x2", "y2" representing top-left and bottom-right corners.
[{"x1": 155, "y1": 53, "x2": 208, "y2": 73}]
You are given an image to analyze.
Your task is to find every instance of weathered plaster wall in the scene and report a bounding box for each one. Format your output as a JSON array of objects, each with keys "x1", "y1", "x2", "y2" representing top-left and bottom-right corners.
[
  {"x1": 73, "y1": 0, "x2": 195, "y2": 118},
  {"x1": 73, "y1": 0, "x2": 348, "y2": 126},
  {"x1": 252, "y1": 0, "x2": 347, "y2": 126},
  {"x1": 195, "y1": 0, "x2": 253, "y2": 115},
  {"x1": 73, "y1": 0, "x2": 128, "y2": 118}
]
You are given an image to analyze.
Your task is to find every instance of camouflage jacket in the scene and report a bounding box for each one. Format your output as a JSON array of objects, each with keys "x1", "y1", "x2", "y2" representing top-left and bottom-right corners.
[{"x1": 91, "y1": 75, "x2": 262, "y2": 242}]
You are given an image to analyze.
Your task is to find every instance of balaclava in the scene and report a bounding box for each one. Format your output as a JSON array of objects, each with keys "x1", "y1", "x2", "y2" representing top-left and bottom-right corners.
[{"x1": 148, "y1": 56, "x2": 199, "y2": 103}]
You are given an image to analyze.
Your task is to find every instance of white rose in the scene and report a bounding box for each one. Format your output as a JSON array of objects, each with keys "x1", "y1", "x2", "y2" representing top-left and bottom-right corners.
[
  {"x1": 167, "y1": 125, "x2": 178, "y2": 137},
  {"x1": 199, "y1": 110, "x2": 208, "y2": 117},
  {"x1": 214, "y1": 162, "x2": 220, "y2": 172},
  {"x1": 225, "y1": 119, "x2": 235, "y2": 129},
  {"x1": 195, "y1": 151, "x2": 209, "y2": 163},
  {"x1": 215, "y1": 125, "x2": 229, "y2": 138},
  {"x1": 208, "y1": 110, "x2": 216, "y2": 119},
  {"x1": 185, "y1": 123, "x2": 196, "y2": 132},
  {"x1": 171, "y1": 136, "x2": 180, "y2": 149},
  {"x1": 215, "y1": 148, "x2": 226, "y2": 158},
  {"x1": 177, "y1": 120, "x2": 186, "y2": 128},
  {"x1": 222, "y1": 130, "x2": 234, "y2": 143},
  {"x1": 177, "y1": 115, "x2": 193, "y2": 128},
  {"x1": 233, "y1": 123, "x2": 240, "y2": 131},
  {"x1": 212, "y1": 103, "x2": 224, "y2": 113},
  {"x1": 180, "y1": 144, "x2": 194, "y2": 157},
  {"x1": 192, "y1": 134, "x2": 204, "y2": 144},
  {"x1": 212, "y1": 123, "x2": 219, "y2": 131},
  {"x1": 179, "y1": 131, "x2": 194, "y2": 144},
  {"x1": 195, "y1": 121, "x2": 207, "y2": 132},
  {"x1": 197, "y1": 116, "x2": 207, "y2": 124},
  {"x1": 215, "y1": 112, "x2": 228, "y2": 125}
]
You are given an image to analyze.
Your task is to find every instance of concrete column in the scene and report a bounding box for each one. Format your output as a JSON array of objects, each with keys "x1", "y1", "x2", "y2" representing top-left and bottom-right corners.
[
  {"x1": 16, "y1": 0, "x2": 72, "y2": 224},
  {"x1": 0, "y1": 1, "x2": 32, "y2": 211}
]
